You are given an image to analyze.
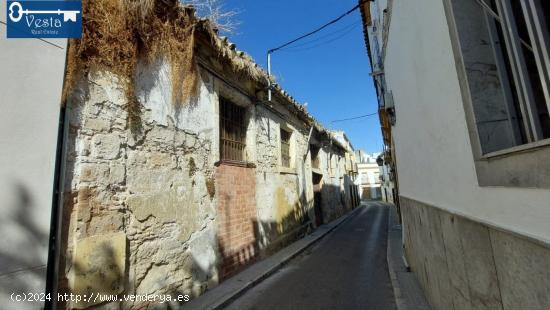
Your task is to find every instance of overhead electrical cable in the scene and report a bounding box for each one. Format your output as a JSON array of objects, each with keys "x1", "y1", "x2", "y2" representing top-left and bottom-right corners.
[
  {"x1": 279, "y1": 23, "x2": 362, "y2": 52},
  {"x1": 268, "y1": 0, "x2": 368, "y2": 53},
  {"x1": 278, "y1": 19, "x2": 362, "y2": 51},
  {"x1": 331, "y1": 112, "x2": 378, "y2": 123}
]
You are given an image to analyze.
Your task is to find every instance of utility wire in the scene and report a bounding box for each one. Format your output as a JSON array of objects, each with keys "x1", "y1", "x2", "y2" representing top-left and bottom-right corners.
[
  {"x1": 278, "y1": 19, "x2": 361, "y2": 51},
  {"x1": 279, "y1": 23, "x2": 362, "y2": 52},
  {"x1": 331, "y1": 112, "x2": 378, "y2": 123},
  {"x1": 268, "y1": 0, "x2": 368, "y2": 53}
]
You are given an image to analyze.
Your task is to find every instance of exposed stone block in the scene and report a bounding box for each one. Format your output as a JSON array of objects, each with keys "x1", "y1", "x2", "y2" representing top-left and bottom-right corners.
[
  {"x1": 84, "y1": 118, "x2": 111, "y2": 132},
  {"x1": 491, "y1": 230, "x2": 550, "y2": 310},
  {"x1": 80, "y1": 163, "x2": 109, "y2": 183},
  {"x1": 69, "y1": 232, "x2": 126, "y2": 309},
  {"x1": 91, "y1": 134, "x2": 121, "y2": 159},
  {"x1": 108, "y1": 164, "x2": 126, "y2": 184}
]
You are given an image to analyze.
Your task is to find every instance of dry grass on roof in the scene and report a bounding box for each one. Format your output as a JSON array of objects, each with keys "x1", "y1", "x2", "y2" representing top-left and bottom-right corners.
[
  {"x1": 63, "y1": 0, "x2": 198, "y2": 133},
  {"x1": 62, "y1": 0, "x2": 272, "y2": 134}
]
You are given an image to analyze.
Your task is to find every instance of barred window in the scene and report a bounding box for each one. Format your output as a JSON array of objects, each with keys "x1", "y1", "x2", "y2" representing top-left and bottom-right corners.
[
  {"x1": 220, "y1": 98, "x2": 246, "y2": 162},
  {"x1": 280, "y1": 128, "x2": 291, "y2": 167}
]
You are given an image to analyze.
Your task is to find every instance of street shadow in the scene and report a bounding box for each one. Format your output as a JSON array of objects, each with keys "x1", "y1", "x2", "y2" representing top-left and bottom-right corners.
[{"x1": 0, "y1": 182, "x2": 50, "y2": 303}]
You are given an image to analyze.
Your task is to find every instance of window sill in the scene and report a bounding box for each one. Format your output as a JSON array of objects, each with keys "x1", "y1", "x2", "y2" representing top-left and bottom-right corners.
[
  {"x1": 279, "y1": 167, "x2": 297, "y2": 175},
  {"x1": 481, "y1": 138, "x2": 550, "y2": 160},
  {"x1": 215, "y1": 160, "x2": 256, "y2": 168}
]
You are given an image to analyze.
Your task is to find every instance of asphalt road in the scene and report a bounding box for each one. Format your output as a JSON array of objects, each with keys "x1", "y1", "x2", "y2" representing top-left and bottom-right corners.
[{"x1": 226, "y1": 202, "x2": 397, "y2": 310}]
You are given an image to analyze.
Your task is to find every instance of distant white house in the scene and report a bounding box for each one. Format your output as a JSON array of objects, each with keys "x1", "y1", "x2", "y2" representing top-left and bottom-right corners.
[{"x1": 355, "y1": 150, "x2": 381, "y2": 200}]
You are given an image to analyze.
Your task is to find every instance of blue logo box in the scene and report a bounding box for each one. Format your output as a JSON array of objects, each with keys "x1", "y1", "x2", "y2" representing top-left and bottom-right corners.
[{"x1": 6, "y1": 1, "x2": 82, "y2": 38}]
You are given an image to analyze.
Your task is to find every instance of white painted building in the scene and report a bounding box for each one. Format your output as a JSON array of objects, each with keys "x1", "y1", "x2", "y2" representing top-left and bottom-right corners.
[
  {"x1": 361, "y1": 0, "x2": 550, "y2": 309},
  {"x1": 0, "y1": 1, "x2": 67, "y2": 308},
  {"x1": 355, "y1": 150, "x2": 381, "y2": 200},
  {"x1": 377, "y1": 153, "x2": 396, "y2": 204}
]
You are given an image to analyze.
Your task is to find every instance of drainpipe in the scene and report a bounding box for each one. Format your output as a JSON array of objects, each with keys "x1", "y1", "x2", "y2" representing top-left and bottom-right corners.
[{"x1": 45, "y1": 105, "x2": 68, "y2": 310}]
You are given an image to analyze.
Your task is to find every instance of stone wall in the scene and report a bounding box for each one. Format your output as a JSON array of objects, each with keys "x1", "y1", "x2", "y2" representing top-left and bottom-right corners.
[
  {"x1": 59, "y1": 51, "x2": 356, "y2": 309},
  {"x1": 60, "y1": 64, "x2": 219, "y2": 309},
  {"x1": 401, "y1": 196, "x2": 550, "y2": 310},
  {"x1": 253, "y1": 104, "x2": 314, "y2": 255},
  {"x1": 318, "y1": 146, "x2": 348, "y2": 223}
]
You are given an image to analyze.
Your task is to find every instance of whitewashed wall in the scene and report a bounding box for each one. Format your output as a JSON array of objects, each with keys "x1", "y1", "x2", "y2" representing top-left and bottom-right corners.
[
  {"x1": 383, "y1": 0, "x2": 550, "y2": 243},
  {"x1": 0, "y1": 3, "x2": 67, "y2": 308}
]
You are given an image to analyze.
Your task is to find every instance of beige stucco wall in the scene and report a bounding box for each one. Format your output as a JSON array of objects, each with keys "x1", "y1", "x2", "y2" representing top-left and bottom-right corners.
[
  {"x1": 0, "y1": 5, "x2": 67, "y2": 308},
  {"x1": 383, "y1": 0, "x2": 550, "y2": 243}
]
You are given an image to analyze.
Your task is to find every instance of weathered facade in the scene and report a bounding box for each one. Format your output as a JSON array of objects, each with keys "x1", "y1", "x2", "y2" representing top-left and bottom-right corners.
[
  {"x1": 359, "y1": 0, "x2": 400, "y2": 213},
  {"x1": 361, "y1": 0, "x2": 550, "y2": 309},
  {"x1": 46, "y1": 1, "x2": 360, "y2": 309}
]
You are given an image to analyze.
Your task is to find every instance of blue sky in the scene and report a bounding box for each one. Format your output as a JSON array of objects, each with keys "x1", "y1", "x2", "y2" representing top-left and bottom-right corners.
[{"x1": 221, "y1": 0, "x2": 382, "y2": 154}]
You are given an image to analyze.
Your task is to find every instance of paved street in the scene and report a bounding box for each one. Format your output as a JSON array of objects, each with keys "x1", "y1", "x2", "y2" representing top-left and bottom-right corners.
[{"x1": 226, "y1": 202, "x2": 396, "y2": 310}]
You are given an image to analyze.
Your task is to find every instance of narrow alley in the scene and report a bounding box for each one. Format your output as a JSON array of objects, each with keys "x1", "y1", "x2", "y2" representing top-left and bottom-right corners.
[
  {"x1": 226, "y1": 202, "x2": 396, "y2": 310},
  {"x1": 3, "y1": 0, "x2": 550, "y2": 309}
]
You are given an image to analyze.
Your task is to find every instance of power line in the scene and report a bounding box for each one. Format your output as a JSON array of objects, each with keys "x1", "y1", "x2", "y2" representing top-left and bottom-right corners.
[
  {"x1": 331, "y1": 112, "x2": 378, "y2": 123},
  {"x1": 268, "y1": 0, "x2": 368, "y2": 54},
  {"x1": 278, "y1": 19, "x2": 361, "y2": 51},
  {"x1": 279, "y1": 22, "x2": 362, "y2": 53}
]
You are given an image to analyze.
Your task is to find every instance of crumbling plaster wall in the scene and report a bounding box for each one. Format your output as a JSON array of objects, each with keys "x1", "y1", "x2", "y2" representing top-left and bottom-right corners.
[
  {"x1": 254, "y1": 104, "x2": 314, "y2": 254},
  {"x1": 61, "y1": 59, "x2": 223, "y2": 309},
  {"x1": 317, "y1": 145, "x2": 347, "y2": 223}
]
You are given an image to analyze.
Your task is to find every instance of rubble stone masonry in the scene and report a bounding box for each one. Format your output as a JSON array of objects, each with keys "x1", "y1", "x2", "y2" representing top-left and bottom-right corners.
[{"x1": 60, "y1": 66, "x2": 219, "y2": 309}]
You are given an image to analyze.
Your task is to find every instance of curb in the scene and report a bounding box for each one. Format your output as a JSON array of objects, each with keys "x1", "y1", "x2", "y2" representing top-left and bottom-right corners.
[
  {"x1": 386, "y1": 203, "x2": 407, "y2": 310},
  {"x1": 182, "y1": 205, "x2": 364, "y2": 310},
  {"x1": 386, "y1": 202, "x2": 431, "y2": 310}
]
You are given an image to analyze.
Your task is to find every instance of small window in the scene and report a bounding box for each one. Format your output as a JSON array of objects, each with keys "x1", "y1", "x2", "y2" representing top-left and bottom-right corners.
[
  {"x1": 280, "y1": 128, "x2": 291, "y2": 168},
  {"x1": 220, "y1": 98, "x2": 246, "y2": 162}
]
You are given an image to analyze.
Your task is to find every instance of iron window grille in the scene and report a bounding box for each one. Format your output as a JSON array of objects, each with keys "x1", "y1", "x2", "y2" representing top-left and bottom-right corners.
[
  {"x1": 220, "y1": 98, "x2": 247, "y2": 163},
  {"x1": 280, "y1": 128, "x2": 291, "y2": 168}
]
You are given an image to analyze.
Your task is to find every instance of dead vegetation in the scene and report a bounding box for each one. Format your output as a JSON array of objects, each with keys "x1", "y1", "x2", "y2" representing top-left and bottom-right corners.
[
  {"x1": 63, "y1": 0, "x2": 199, "y2": 133},
  {"x1": 62, "y1": 0, "x2": 269, "y2": 134},
  {"x1": 184, "y1": 0, "x2": 240, "y2": 34}
]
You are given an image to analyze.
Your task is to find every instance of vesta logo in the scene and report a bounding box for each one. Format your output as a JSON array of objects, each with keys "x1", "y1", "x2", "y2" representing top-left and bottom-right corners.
[{"x1": 6, "y1": 1, "x2": 82, "y2": 38}]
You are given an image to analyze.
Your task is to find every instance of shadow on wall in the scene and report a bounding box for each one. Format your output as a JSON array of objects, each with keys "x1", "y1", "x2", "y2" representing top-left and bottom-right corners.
[
  {"x1": 53, "y1": 183, "x2": 354, "y2": 309},
  {"x1": 215, "y1": 200, "x2": 311, "y2": 281},
  {"x1": 218, "y1": 182, "x2": 355, "y2": 281},
  {"x1": 0, "y1": 182, "x2": 50, "y2": 303},
  {"x1": 320, "y1": 184, "x2": 350, "y2": 223}
]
